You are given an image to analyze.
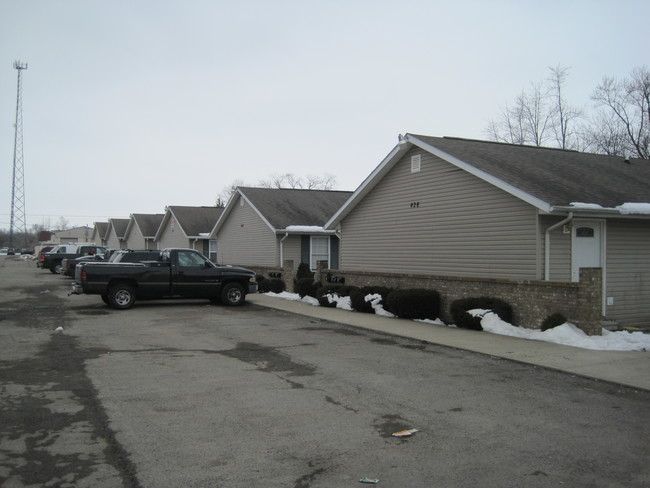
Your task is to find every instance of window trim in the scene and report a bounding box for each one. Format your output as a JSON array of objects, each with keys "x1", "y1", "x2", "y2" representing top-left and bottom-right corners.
[{"x1": 310, "y1": 235, "x2": 330, "y2": 271}]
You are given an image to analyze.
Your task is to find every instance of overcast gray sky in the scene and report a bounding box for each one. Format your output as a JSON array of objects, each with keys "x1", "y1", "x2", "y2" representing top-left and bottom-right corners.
[{"x1": 1, "y1": 0, "x2": 648, "y2": 229}]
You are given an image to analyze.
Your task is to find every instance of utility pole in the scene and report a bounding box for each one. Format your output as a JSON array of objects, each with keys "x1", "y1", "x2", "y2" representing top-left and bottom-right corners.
[{"x1": 9, "y1": 61, "x2": 28, "y2": 248}]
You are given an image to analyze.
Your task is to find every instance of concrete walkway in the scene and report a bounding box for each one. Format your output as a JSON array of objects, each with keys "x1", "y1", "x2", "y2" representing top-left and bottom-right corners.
[{"x1": 247, "y1": 293, "x2": 650, "y2": 392}]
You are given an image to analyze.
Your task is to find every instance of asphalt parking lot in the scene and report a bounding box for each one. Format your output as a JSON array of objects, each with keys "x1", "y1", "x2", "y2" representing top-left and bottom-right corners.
[{"x1": 1, "y1": 256, "x2": 649, "y2": 488}]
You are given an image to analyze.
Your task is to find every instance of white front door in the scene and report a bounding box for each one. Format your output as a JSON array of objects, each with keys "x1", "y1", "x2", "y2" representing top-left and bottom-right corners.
[{"x1": 571, "y1": 221, "x2": 603, "y2": 282}]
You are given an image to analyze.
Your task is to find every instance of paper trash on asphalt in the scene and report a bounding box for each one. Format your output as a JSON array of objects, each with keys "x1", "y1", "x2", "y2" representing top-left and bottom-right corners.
[
  {"x1": 392, "y1": 428, "x2": 419, "y2": 437},
  {"x1": 359, "y1": 478, "x2": 380, "y2": 484}
]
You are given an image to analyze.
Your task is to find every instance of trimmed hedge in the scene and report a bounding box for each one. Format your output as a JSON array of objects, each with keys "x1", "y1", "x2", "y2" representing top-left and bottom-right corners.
[
  {"x1": 541, "y1": 313, "x2": 567, "y2": 331},
  {"x1": 257, "y1": 277, "x2": 286, "y2": 294},
  {"x1": 295, "y1": 277, "x2": 320, "y2": 298},
  {"x1": 296, "y1": 262, "x2": 314, "y2": 281},
  {"x1": 450, "y1": 297, "x2": 513, "y2": 331},
  {"x1": 315, "y1": 285, "x2": 358, "y2": 307},
  {"x1": 385, "y1": 288, "x2": 441, "y2": 320},
  {"x1": 350, "y1": 286, "x2": 393, "y2": 314}
]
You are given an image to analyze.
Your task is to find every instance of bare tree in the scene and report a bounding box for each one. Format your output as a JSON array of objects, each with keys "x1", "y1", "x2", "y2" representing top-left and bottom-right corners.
[
  {"x1": 55, "y1": 216, "x2": 70, "y2": 231},
  {"x1": 591, "y1": 66, "x2": 650, "y2": 158},
  {"x1": 486, "y1": 65, "x2": 582, "y2": 149},
  {"x1": 547, "y1": 65, "x2": 582, "y2": 149},
  {"x1": 486, "y1": 83, "x2": 553, "y2": 146},
  {"x1": 581, "y1": 111, "x2": 629, "y2": 156},
  {"x1": 216, "y1": 173, "x2": 339, "y2": 204}
]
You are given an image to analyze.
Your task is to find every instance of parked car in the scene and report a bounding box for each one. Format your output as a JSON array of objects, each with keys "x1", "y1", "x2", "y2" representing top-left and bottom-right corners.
[
  {"x1": 21, "y1": 248, "x2": 34, "y2": 255},
  {"x1": 41, "y1": 244, "x2": 107, "y2": 274},
  {"x1": 71, "y1": 248, "x2": 257, "y2": 309},
  {"x1": 36, "y1": 246, "x2": 55, "y2": 268},
  {"x1": 6, "y1": 248, "x2": 15, "y2": 255}
]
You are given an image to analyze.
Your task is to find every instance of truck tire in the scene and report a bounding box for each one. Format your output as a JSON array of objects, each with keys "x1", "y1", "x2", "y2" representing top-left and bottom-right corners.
[
  {"x1": 108, "y1": 284, "x2": 136, "y2": 310},
  {"x1": 221, "y1": 282, "x2": 245, "y2": 306},
  {"x1": 51, "y1": 262, "x2": 62, "y2": 274}
]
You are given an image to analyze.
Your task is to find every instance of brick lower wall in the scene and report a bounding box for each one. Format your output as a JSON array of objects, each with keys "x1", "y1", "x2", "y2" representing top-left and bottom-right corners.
[
  {"x1": 244, "y1": 260, "x2": 603, "y2": 336},
  {"x1": 318, "y1": 265, "x2": 603, "y2": 336}
]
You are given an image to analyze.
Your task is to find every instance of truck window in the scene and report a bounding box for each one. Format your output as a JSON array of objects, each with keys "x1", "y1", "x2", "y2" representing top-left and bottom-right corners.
[{"x1": 177, "y1": 250, "x2": 209, "y2": 268}]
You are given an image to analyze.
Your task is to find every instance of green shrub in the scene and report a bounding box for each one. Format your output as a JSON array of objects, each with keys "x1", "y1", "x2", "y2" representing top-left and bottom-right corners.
[
  {"x1": 295, "y1": 277, "x2": 320, "y2": 298},
  {"x1": 296, "y1": 262, "x2": 314, "y2": 281},
  {"x1": 541, "y1": 313, "x2": 567, "y2": 331},
  {"x1": 385, "y1": 288, "x2": 441, "y2": 320},
  {"x1": 258, "y1": 277, "x2": 286, "y2": 294},
  {"x1": 350, "y1": 286, "x2": 393, "y2": 314},
  {"x1": 450, "y1": 297, "x2": 513, "y2": 331},
  {"x1": 315, "y1": 285, "x2": 358, "y2": 307}
]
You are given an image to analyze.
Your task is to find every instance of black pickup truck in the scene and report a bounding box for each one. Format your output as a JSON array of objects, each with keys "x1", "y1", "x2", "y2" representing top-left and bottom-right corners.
[
  {"x1": 41, "y1": 244, "x2": 107, "y2": 274},
  {"x1": 71, "y1": 248, "x2": 258, "y2": 309}
]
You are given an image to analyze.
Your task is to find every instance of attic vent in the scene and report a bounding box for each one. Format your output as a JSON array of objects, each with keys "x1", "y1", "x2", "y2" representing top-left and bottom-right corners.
[
  {"x1": 411, "y1": 154, "x2": 421, "y2": 173},
  {"x1": 239, "y1": 198, "x2": 244, "y2": 207}
]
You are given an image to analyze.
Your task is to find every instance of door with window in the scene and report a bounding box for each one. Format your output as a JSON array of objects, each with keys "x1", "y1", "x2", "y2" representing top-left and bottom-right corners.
[{"x1": 572, "y1": 221, "x2": 603, "y2": 282}]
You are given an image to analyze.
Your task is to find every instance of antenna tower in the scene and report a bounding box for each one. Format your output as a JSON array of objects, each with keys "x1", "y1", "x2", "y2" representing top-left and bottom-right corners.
[{"x1": 9, "y1": 61, "x2": 28, "y2": 247}]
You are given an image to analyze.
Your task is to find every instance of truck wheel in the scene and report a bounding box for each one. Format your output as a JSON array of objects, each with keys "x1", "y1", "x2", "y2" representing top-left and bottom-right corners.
[
  {"x1": 221, "y1": 283, "x2": 245, "y2": 306},
  {"x1": 108, "y1": 284, "x2": 136, "y2": 310},
  {"x1": 51, "y1": 262, "x2": 62, "y2": 274}
]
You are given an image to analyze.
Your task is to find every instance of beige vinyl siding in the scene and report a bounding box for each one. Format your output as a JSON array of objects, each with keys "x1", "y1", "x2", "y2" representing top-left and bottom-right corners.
[
  {"x1": 157, "y1": 220, "x2": 190, "y2": 249},
  {"x1": 217, "y1": 195, "x2": 277, "y2": 266},
  {"x1": 125, "y1": 225, "x2": 145, "y2": 250},
  {"x1": 282, "y1": 235, "x2": 302, "y2": 266},
  {"x1": 605, "y1": 220, "x2": 650, "y2": 328},
  {"x1": 340, "y1": 149, "x2": 539, "y2": 279},
  {"x1": 540, "y1": 216, "x2": 572, "y2": 282},
  {"x1": 104, "y1": 230, "x2": 125, "y2": 250}
]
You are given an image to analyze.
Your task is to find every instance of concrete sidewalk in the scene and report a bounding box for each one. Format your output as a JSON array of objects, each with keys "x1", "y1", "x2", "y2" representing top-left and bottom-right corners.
[{"x1": 247, "y1": 293, "x2": 650, "y2": 392}]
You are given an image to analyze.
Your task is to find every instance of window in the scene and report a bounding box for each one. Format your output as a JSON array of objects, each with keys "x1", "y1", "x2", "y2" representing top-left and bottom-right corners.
[
  {"x1": 310, "y1": 236, "x2": 330, "y2": 271},
  {"x1": 576, "y1": 227, "x2": 595, "y2": 238},
  {"x1": 177, "y1": 250, "x2": 208, "y2": 267},
  {"x1": 209, "y1": 240, "x2": 217, "y2": 261}
]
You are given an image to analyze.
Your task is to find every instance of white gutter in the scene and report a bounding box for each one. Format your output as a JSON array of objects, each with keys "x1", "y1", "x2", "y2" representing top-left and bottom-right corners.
[
  {"x1": 544, "y1": 212, "x2": 573, "y2": 280},
  {"x1": 279, "y1": 232, "x2": 289, "y2": 266}
]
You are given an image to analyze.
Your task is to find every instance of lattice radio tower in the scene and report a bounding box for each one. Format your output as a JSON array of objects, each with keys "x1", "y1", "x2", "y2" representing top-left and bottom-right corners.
[{"x1": 9, "y1": 61, "x2": 28, "y2": 247}]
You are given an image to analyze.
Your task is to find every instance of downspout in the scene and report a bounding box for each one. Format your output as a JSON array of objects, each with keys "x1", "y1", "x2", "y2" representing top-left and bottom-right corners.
[
  {"x1": 279, "y1": 232, "x2": 289, "y2": 266},
  {"x1": 192, "y1": 238, "x2": 199, "y2": 251},
  {"x1": 544, "y1": 212, "x2": 573, "y2": 280}
]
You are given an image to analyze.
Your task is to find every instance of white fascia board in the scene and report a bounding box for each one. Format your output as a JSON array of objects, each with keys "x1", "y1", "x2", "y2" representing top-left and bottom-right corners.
[
  {"x1": 325, "y1": 141, "x2": 412, "y2": 229},
  {"x1": 123, "y1": 217, "x2": 135, "y2": 240},
  {"x1": 409, "y1": 135, "x2": 554, "y2": 213},
  {"x1": 153, "y1": 209, "x2": 172, "y2": 241},
  {"x1": 210, "y1": 190, "x2": 241, "y2": 237}
]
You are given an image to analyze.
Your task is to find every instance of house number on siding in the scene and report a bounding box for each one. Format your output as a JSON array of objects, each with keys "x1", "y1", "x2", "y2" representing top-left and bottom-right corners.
[{"x1": 410, "y1": 202, "x2": 420, "y2": 208}]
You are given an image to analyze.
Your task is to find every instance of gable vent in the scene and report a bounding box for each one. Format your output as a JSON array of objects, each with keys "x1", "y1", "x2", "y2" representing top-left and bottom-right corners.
[{"x1": 411, "y1": 154, "x2": 421, "y2": 173}]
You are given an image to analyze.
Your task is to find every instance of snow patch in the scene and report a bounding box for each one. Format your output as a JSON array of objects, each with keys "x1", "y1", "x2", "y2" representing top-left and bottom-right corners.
[{"x1": 265, "y1": 292, "x2": 650, "y2": 351}]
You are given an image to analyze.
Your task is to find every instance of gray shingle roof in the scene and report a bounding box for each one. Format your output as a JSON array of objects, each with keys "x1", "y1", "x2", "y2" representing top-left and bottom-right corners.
[
  {"x1": 412, "y1": 135, "x2": 650, "y2": 208},
  {"x1": 168, "y1": 206, "x2": 223, "y2": 237},
  {"x1": 94, "y1": 222, "x2": 108, "y2": 238},
  {"x1": 132, "y1": 214, "x2": 164, "y2": 238},
  {"x1": 239, "y1": 187, "x2": 353, "y2": 229},
  {"x1": 109, "y1": 218, "x2": 130, "y2": 239}
]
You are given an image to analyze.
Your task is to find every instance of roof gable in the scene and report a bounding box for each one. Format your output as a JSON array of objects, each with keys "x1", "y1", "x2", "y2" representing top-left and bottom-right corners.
[
  {"x1": 157, "y1": 206, "x2": 223, "y2": 239},
  {"x1": 214, "y1": 187, "x2": 353, "y2": 235},
  {"x1": 326, "y1": 134, "x2": 650, "y2": 228},
  {"x1": 107, "y1": 218, "x2": 130, "y2": 239},
  {"x1": 131, "y1": 213, "x2": 165, "y2": 238}
]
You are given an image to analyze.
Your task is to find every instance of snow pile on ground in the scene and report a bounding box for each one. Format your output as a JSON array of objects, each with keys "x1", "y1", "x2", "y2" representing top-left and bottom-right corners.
[
  {"x1": 469, "y1": 309, "x2": 650, "y2": 351},
  {"x1": 265, "y1": 292, "x2": 650, "y2": 351}
]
